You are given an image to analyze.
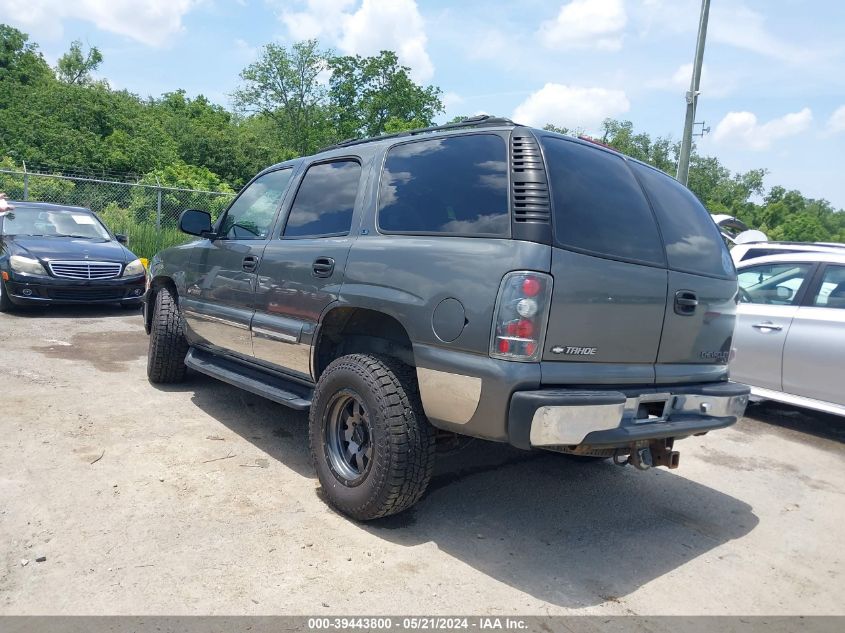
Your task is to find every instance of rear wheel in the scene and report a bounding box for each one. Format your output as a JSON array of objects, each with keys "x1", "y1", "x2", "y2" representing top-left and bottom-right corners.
[
  {"x1": 147, "y1": 287, "x2": 188, "y2": 383},
  {"x1": 0, "y1": 278, "x2": 13, "y2": 313},
  {"x1": 309, "y1": 354, "x2": 435, "y2": 521}
]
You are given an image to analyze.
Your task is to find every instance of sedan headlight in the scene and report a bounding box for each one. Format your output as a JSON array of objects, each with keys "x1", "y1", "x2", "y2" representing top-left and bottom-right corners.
[
  {"x1": 9, "y1": 255, "x2": 48, "y2": 276},
  {"x1": 122, "y1": 258, "x2": 145, "y2": 277}
]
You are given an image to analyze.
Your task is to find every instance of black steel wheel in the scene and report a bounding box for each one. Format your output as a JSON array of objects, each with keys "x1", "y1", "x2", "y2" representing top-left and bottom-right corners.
[
  {"x1": 309, "y1": 354, "x2": 435, "y2": 521},
  {"x1": 325, "y1": 390, "x2": 374, "y2": 484}
]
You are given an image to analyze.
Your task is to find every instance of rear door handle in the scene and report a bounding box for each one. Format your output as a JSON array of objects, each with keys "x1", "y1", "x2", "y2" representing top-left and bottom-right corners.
[
  {"x1": 312, "y1": 257, "x2": 335, "y2": 278},
  {"x1": 242, "y1": 255, "x2": 259, "y2": 272},
  {"x1": 752, "y1": 322, "x2": 783, "y2": 331},
  {"x1": 674, "y1": 290, "x2": 698, "y2": 316}
]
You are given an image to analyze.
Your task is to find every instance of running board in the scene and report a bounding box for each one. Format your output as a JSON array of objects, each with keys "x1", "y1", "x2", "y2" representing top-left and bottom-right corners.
[{"x1": 185, "y1": 348, "x2": 313, "y2": 410}]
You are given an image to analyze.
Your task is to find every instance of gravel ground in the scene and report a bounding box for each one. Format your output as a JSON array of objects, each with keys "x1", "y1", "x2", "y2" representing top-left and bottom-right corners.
[{"x1": 0, "y1": 306, "x2": 843, "y2": 615}]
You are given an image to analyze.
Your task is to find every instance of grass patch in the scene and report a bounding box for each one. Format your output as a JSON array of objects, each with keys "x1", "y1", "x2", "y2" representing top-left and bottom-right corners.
[
  {"x1": 109, "y1": 221, "x2": 195, "y2": 260},
  {"x1": 97, "y1": 205, "x2": 200, "y2": 260}
]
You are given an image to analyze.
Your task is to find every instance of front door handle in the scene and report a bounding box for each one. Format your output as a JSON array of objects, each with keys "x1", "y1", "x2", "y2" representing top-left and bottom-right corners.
[
  {"x1": 242, "y1": 255, "x2": 259, "y2": 272},
  {"x1": 312, "y1": 257, "x2": 335, "y2": 278},
  {"x1": 674, "y1": 290, "x2": 699, "y2": 316},
  {"x1": 752, "y1": 322, "x2": 783, "y2": 331}
]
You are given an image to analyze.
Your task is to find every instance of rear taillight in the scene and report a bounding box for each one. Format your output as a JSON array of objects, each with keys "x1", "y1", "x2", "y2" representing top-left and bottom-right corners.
[{"x1": 490, "y1": 271, "x2": 553, "y2": 362}]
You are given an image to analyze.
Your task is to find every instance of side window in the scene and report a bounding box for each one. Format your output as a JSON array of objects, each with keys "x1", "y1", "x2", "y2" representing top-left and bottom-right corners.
[
  {"x1": 219, "y1": 169, "x2": 293, "y2": 239},
  {"x1": 737, "y1": 263, "x2": 812, "y2": 305},
  {"x1": 284, "y1": 160, "x2": 361, "y2": 238},
  {"x1": 541, "y1": 137, "x2": 665, "y2": 266},
  {"x1": 378, "y1": 134, "x2": 509, "y2": 236},
  {"x1": 812, "y1": 265, "x2": 845, "y2": 309},
  {"x1": 631, "y1": 162, "x2": 734, "y2": 278}
]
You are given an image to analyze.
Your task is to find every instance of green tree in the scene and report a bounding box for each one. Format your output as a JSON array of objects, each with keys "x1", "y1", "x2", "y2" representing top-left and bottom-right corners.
[
  {"x1": 128, "y1": 161, "x2": 235, "y2": 226},
  {"x1": 328, "y1": 51, "x2": 443, "y2": 139},
  {"x1": 543, "y1": 123, "x2": 573, "y2": 135},
  {"x1": 233, "y1": 40, "x2": 332, "y2": 155},
  {"x1": 0, "y1": 156, "x2": 76, "y2": 201},
  {"x1": 770, "y1": 212, "x2": 827, "y2": 242},
  {"x1": 600, "y1": 119, "x2": 676, "y2": 174},
  {"x1": 0, "y1": 24, "x2": 51, "y2": 88},
  {"x1": 55, "y1": 40, "x2": 103, "y2": 85}
]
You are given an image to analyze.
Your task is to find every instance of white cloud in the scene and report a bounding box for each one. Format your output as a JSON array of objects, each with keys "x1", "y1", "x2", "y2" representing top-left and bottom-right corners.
[
  {"x1": 828, "y1": 106, "x2": 845, "y2": 135},
  {"x1": 512, "y1": 83, "x2": 630, "y2": 130},
  {"x1": 282, "y1": 0, "x2": 355, "y2": 40},
  {"x1": 538, "y1": 0, "x2": 626, "y2": 51},
  {"x1": 465, "y1": 28, "x2": 513, "y2": 62},
  {"x1": 233, "y1": 38, "x2": 258, "y2": 62},
  {"x1": 710, "y1": 4, "x2": 818, "y2": 64},
  {"x1": 636, "y1": 1, "x2": 830, "y2": 65},
  {"x1": 647, "y1": 63, "x2": 733, "y2": 98},
  {"x1": 280, "y1": 0, "x2": 434, "y2": 83},
  {"x1": 670, "y1": 63, "x2": 698, "y2": 90},
  {"x1": 442, "y1": 91, "x2": 464, "y2": 110},
  {"x1": 713, "y1": 108, "x2": 813, "y2": 151},
  {"x1": 0, "y1": 0, "x2": 199, "y2": 47}
]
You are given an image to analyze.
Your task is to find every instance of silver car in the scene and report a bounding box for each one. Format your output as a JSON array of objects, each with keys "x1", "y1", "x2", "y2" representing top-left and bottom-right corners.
[{"x1": 733, "y1": 252, "x2": 845, "y2": 416}]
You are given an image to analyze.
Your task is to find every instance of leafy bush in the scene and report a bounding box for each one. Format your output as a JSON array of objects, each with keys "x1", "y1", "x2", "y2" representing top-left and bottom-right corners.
[{"x1": 97, "y1": 202, "x2": 195, "y2": 260}]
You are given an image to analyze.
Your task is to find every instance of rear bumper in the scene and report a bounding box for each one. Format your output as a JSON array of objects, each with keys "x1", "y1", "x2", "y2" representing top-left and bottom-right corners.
[
  {"x1": 508, "y1": 381, "x2": 750, "y2": 450},
  {"x1": 4, "y1": 275, "x2": 145, "y2": 305}
]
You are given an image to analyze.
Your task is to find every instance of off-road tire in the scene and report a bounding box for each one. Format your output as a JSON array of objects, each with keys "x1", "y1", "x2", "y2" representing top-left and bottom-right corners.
[
  {"x1": 147, "y1": 286, "x2": 188, "y2": 384},
  {"x1": 310, "y1": 354, "x2": 435, "y2": 521},
  {"x1": 0, "y1": 279, "x2": 13, "y2": 313}
]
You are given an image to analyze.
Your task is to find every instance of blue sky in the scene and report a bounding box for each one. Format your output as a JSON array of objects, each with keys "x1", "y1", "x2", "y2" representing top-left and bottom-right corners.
[{"x1": 2, "y1": 0, "x2": 844, "y2": 208}]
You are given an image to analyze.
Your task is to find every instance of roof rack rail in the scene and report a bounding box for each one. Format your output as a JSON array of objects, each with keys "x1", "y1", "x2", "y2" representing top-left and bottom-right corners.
[{"x1": 318, "y1": 115, "x2": 517, "y2": 153}]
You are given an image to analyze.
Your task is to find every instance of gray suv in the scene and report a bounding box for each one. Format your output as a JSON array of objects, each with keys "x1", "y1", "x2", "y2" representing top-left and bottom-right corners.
[{"x1": 144, "y1": 116, "x2": 749, "y2": 521}]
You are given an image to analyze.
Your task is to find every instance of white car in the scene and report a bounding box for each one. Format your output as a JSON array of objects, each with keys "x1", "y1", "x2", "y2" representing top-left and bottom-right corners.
[
  {"x1": 732, "y1": 252, "x2": 845, "y2": 416},
  {"x1": 730, "y1": 240, "x2": 845, "y2": 265}
]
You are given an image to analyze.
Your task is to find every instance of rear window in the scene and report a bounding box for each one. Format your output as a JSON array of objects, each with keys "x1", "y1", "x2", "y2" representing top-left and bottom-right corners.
[
  {"x1": 631, "y1": 162, "x2": 734, "y2": 278},
  {"x1": 541, "y1": 137, "x2": 665, "y2": 266},
  {"x1": 378, "y1": 134, "x2": 509, "y2": 236}
]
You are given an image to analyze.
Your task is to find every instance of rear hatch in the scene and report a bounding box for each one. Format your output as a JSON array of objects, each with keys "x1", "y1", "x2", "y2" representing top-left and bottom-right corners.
[
  {"x1": 629, "y1": 161, "x2": 738, "y2": 383},
  {"x1": 536, "y1": 134, "x2": 737, "y2": 385}
]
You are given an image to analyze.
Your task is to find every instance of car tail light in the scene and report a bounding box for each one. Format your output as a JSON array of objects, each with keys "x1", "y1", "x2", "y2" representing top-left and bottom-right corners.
[{"x1": 490, "y1": 271, "x2": 553, "y2": 362}]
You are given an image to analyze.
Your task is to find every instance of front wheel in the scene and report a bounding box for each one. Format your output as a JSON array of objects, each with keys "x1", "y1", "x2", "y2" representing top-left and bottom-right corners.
[
  {"x1": 146, "y1": 286, "x2": 188, "y2": 383},
  {"x1": 309, "y1": 354, "x2": 435, "y2": 521}
]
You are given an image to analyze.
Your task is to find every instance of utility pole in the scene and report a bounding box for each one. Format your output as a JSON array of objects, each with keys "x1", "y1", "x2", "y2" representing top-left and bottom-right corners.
[{"x1": 676, "y1": 0, "x2": 710, "y2": 185}]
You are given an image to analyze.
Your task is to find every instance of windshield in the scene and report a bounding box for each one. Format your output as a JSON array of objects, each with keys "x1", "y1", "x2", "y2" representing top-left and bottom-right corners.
[{"x1": 0, "y1": 206, "x2": 112, "y2": 240}]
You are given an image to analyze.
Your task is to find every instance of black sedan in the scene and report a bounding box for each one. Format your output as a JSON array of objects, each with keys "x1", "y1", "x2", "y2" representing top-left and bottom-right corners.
[{"x1": 0, "y1": 201, "x2": 146, "y2": 311}]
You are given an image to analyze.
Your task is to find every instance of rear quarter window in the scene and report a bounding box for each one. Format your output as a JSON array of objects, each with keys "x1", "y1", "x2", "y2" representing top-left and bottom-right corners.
[
  {"x1": 631, "y1": 162, "x2": 734, "y2": 279},
  {"x1": 378, "y1": 134, "x2": 509, "y2": 236},
  {"x1": 540, "y1": 137, "x2": 665, "y2": 266}
]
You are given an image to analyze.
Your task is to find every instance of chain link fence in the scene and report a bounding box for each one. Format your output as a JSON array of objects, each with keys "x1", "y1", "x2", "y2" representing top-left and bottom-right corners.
[{"x1": 0, "y1": 167, "x2": 235, "y2": 258}]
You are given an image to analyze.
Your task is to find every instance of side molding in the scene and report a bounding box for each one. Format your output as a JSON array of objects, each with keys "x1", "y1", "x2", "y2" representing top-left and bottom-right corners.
[{"x1": 416, "y1": 367, "x2": 482, "y2": 425}]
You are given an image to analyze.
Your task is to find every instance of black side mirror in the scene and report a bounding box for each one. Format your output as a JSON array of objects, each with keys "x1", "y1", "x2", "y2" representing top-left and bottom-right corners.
[
  {"x1": 115, "y1": 234, "x2": 128, "y2": 244},
  {"x1": 179, "y1": 209, "x2": 215, "y2": 238}
]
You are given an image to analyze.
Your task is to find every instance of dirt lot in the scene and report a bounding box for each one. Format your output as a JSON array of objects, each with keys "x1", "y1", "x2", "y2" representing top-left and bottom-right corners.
[{"x1": 0, "y1": 306, "x2": 843, "y2": 615}]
